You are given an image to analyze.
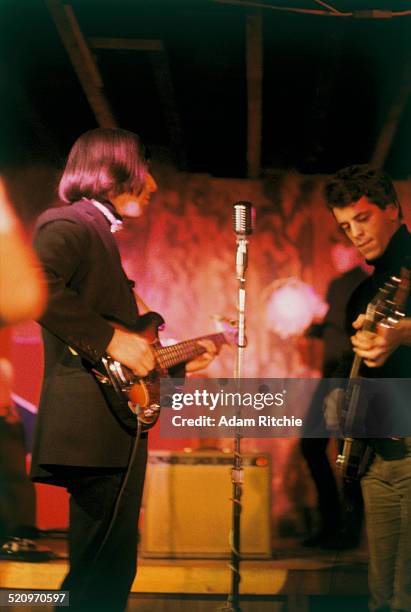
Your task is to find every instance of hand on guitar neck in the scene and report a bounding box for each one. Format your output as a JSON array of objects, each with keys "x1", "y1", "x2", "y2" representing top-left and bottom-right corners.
[
  {"x1": 106, "y1": 328, "x2": 155, "y2": 377},
  {"x1": 351, "y1": 314, "x2": 411, "y2": 368},
  {"x1": 93, "y1": 313, "x2": 234, "y2": 432},
  {"x1": 185, "y1": 339, "x2": 219, "y2": 373},
  {"x1": 109, "y1": 294, "x2": 219, "y2": 375},
  {"x1": 105, "y1": 327, "x2": 218, "y2": 377}
]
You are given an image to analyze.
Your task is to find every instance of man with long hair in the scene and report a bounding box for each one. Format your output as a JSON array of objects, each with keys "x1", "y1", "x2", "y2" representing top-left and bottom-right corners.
[{"x1": 31, "y1": 128, "x2": 216, "y2": 612}]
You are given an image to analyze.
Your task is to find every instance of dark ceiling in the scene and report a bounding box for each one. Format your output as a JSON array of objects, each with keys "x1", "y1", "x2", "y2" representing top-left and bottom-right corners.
[{"x1": 1, "y1": 0, "x2": 411, "y2": 178}]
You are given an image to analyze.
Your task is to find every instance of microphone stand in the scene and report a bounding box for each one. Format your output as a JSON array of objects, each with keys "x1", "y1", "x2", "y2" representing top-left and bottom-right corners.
[{"x1": 221, "y1": 235, "x2": 249, "y2": 612}]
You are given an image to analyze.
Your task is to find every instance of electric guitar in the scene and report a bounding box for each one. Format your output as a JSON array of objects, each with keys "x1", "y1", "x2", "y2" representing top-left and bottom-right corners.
[
  {"x1": 90, "y1": 312, "x2": 237, "y2": 432},
  {"x1": 336, "y1": 265, "x2": 410, "y2": 480}
]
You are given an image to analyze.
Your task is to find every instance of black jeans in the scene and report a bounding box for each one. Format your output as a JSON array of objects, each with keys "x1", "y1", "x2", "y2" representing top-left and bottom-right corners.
[{"x1": 61, "y1": 435, "x2": 148, "y2": 612}]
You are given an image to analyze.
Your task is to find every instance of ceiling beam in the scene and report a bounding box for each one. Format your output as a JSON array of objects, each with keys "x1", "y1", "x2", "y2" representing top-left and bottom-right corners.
[
  {"x1": 89, "y1": 37, "x2": 164, "y2": 52},
  {"x1": 371, "y1": 62, "x2": 411, "y2": 168},
  {"x1": 88, "y1": 37, "x2": 186, "y2": 168},
  {"x1": 303, "y1": 29, "x2": 343, "y2": 170},
  {"x1": 45, "y1": 0, "x2": 117, "y2": 128},
  {"x1": 246, "y1": 11, "x2": 263, "y2": 179},
  {"x1": 149, "y1": 50, "x2": 187, "y2": 169}
]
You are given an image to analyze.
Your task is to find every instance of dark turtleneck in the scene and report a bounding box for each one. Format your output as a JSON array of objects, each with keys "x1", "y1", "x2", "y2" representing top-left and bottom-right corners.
[
  {"x1": 366, "y1": 224, "x2": 410, "y2": 275},
  {"x1": 339, "y1": 224, "x2": 411, "y2": 379}
]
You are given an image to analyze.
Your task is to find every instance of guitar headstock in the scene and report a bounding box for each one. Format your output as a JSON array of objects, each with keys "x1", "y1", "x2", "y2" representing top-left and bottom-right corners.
[
  {"x1": 392, "y1": 262, "x2": 411, "y2": 314},
  {"x1": 212, "y1": 315, "x2": 240, "y2": 347},
  {"x1": 370, "y1": 266, "x2": 410, "y2": 328}
]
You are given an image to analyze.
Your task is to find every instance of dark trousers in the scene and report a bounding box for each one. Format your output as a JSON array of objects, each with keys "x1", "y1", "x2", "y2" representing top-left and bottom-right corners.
[
  {"x1": 301, "y1": 380, "x2": 342, "y2": 534},
  {"x1": 301, "y1": 437, "x2": 342, "y2": 534},
  {"x1": 301, "y1": 437, "x2": 364, "y2": 540},
  {"x1": 0, "y1": 413, "x2": 36, "y2": 543},
  {"x1": 301, "y1": 377, "x2": 364, "y2": 540},
  {"x1": 61, "y1": 435, "x2": 148, "y2": 612}
]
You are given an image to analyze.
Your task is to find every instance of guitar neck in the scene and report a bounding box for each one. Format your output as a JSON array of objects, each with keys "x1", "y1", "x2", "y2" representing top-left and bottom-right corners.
[
  {"x1": 155, "y1": 333, "x2": 227, "y2": 370},
  {"x1": 349, "y1": 353, "x2": 363, "y2": 379},
  {"x1": 349, "y1": 310, "x2": 376, "y2": 379}
]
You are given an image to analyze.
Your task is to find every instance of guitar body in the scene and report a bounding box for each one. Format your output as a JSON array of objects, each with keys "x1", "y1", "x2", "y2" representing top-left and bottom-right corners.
[
  {"x1": 336, "y1": 266, "x2": 410, "y2": 480},
  {"x1": 336, "y1": 437, "x2": 372, "y2": 481},
  {"x1": 335, "y1": 378, "x2": 371, "y2": 480},
  {"x1": 89, "y1": 311, "x2": 235, "y2": 433},
  {"x1": 91, "y1": 312, "x2": 169, "y2": 433}
]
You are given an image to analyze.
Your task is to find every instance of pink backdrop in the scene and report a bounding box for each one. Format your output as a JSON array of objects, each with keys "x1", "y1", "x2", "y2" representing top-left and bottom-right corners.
[{"x1": 8, "y1": 164, "x2": 411, "y2": 534}]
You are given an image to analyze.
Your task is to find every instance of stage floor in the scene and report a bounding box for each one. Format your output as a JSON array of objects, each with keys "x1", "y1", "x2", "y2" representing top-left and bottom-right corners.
[{"x1": 0, "y1": 537, "x2": 369, "y2": 611}]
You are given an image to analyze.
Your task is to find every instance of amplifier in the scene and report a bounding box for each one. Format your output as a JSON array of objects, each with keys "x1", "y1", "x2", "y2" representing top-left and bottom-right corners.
[{"x1": 140, "y1": 450, "x2": 272, "y2": 558}]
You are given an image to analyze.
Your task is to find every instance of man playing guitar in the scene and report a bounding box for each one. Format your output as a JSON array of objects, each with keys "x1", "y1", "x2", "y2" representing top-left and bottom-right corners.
[
  {"x1": 31, "y1": 128, "x2": 217, "y2": 612},
  {"x1": 324, "y1": 164, "x2": 411, "y2": 612}
]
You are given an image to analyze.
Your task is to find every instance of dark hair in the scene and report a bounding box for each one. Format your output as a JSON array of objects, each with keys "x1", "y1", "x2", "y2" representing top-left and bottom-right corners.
[
  {"x1": 59, "y1": 128, "x2": 148, "y2": 203},
  {"x1": 325, "y1": 164, "x2": 402, "y2": 219}
]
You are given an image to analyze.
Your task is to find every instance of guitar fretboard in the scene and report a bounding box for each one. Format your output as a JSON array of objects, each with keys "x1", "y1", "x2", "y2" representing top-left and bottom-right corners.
[
  {"x1": 349, "y1": 315, "x2": 375, "y2": 379},
  {"x1": 154, "y1": 333, "x2": 226, "y2": 370}
]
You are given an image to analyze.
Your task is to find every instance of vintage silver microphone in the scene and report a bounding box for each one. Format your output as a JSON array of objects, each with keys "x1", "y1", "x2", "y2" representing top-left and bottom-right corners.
[
  {"x1": 232, "y1": 201, "x2": 254, "y2": 348},
  {"x1": 233, "y1": 201, "x2": 254, "y2": 280},
  {"x1": 233, "y1": 201, "x2": 253, "y2": 236}
]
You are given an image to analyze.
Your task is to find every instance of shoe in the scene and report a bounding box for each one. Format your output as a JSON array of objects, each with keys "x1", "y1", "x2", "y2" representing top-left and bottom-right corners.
[{"x1": 0, "y1": 537, "x2": 55, "y2": 562}]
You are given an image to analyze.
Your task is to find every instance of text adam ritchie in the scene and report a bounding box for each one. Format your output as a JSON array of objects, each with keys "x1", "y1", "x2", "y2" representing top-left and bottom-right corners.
[{"x1": 171, "y1": 415, "x2": 303, "y2": 427}]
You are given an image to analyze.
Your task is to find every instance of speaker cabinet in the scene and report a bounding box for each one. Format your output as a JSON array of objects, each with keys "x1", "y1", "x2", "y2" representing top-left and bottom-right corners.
[{"x1": 141, "y1": 450, "x2": 272, "y2": 558}]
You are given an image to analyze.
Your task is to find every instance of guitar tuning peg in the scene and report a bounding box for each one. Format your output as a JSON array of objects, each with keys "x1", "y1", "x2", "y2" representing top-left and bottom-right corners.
[
  {"x1": 381, "y1": 318, "x2": 396, "y2": 328},
  {"x1": 211, "y1": 314, "x2": 237, "y2": 326},
  {"x1": 394, "y1": 310, "x2": 405, "y2": 319}
]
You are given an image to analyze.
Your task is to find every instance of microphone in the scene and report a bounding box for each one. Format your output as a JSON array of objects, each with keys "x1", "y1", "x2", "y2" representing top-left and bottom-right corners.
[
  {"x1": 233, "y1": 202, "x2": 254, "y2": 280},
  {"x1": 233, "y1": 201, "x2": 254, "y2": 237}
]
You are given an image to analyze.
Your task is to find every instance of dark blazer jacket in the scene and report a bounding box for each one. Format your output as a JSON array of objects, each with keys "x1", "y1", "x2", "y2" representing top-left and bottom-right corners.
[{"x1": 31, "y1": 200, "x2": 141, "y2": 485}]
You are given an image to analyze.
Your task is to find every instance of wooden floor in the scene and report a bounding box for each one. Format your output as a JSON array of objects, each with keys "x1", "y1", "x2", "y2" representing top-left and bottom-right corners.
[{"x1": 0, "y1": 537, "x2": 369, "y2": 611}]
